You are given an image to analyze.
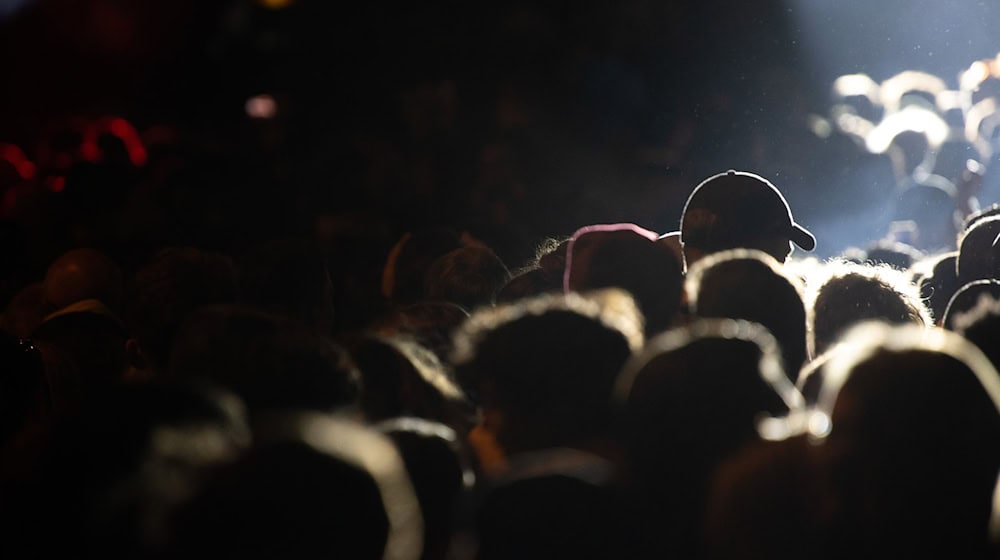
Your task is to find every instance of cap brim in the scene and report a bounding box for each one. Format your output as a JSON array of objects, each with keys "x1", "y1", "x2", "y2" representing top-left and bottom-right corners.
[{"x1": 790, "y1": 223, "x2": 816, "y2": 252}]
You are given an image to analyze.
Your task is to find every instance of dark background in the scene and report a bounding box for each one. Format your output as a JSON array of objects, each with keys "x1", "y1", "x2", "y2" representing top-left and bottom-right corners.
[{"x1": 0, "y1": 0, "x2": 997, "y2": 266}]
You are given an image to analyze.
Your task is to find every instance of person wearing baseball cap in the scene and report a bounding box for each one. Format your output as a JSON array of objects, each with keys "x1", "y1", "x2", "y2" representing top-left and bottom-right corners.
[{"x1": 679, "y1": 170, "x2": 816, "y2": 269}]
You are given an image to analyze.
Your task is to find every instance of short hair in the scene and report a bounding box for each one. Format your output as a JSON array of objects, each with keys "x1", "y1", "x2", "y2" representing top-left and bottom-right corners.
[
  {"x1": 680, "y1": 171, "x2": 815, "y2": 264},
  {"x1": 171, "y1": 414, "x2": 422, "y2": 560},
  {"x1": 953, "y1": 295, "x2": 1000, "y2": 374},
  {"x1": 424, "y1": 247, "x2": 510, "y2": 311},
  {"x1": 812, "y1": 323, "x2": 1000, "y2": 556},
  {"x1": 916, "y1": 251, "x2": 960, "y2": 324},
  {"x1": 686, "y1": 249, "x2": 808, "y2": 380},
  {"x1": 564, "y1": 224, "x2": 683, "y2": 335},
  {"x1": 957, "y1": 215, "x2": 1000, "y2": 283},
  {"x1": 806, "y1": 261, "x2": 930, "y2": 357},
  {"x1": 451, "y1": 290, "x2": 643, "y2": 453},
  {"x1": 614, "y1": 319, "x2": 802, "y2": 558},
  {"x1": 168, "y1": 306, "x2": 359, "y2": 417},
  {"x1": 349, "y1": 336, "x2": 473, "y2": 432},
  {"x1": 496, "y1": 238, "x2": 569, "y2": 303},
  {"x1": 942, "y1": 280, "x2": 1000, "y2": 331}
]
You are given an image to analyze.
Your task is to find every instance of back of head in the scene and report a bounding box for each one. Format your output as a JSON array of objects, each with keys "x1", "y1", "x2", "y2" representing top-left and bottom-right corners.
[
  {"x1": 943, "y1": 280, "x2": 1000, "y2": 330},
  {"x1": 383, "y1": 228, "x2": 463, "y2": 305},
  {"x1": 680, "y1": 171, "x2": 815, "y2": 267},
  {"x1": 893, "y1": 176, "x2": 957, "y2": 252},
  {"x1": 8, "y1": 382, "x2": 250, "y2": 558},
  {"x1": 958, "y1": 215, "x2": 1000, "y2": 284},
  {"x1": 424, "y1": 246, "x2": 510, "y2": 311},
  {"x1": 564, "y1": 224, "x2": 683, "y2": 334},
  {"x1": 917, "y1": 251, "x2": 960, "y2": 324},
  {"x1": 168, "y1": 306, "x2": 359, "y2": 418},
  {"x1": 686, "y1": 249, "x2": 808, "y2": 379},
  {"x1": 617, "y1": 319, "x2": 798, "y2": 483},
  {"x1": 807, "y1": 261, "x2": 930, "y2": 357},
  {"x1": 42, "y1": 248, "x2": 123, "y2": 314},
  {"x1": 615, "y1": 319, "x2": 801, "y2": 558},
  {"x1": 350, "y1": 336, "x2": 472, "y2": 432},
  {"x1": 496, "y1": 237, "x2": 570, "y2": 303},
  {"x1": 170, "y1": 415, "x2": 422, "y2": 560},
  {"x1": 814, "y1": 324, "x2": 1000, "y2": 556},
  {"x1": 452, "y1": 290, "x2": 643, "y2": 454},
  {"x1": 954, "y1": 295, "x2": 1000, "y2": 375},
  {"x1": 127, "y1": 247, "x2": 238, "y2": 374}
]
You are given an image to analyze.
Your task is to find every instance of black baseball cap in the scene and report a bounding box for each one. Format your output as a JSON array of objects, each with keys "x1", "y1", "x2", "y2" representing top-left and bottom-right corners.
[{"x1": 680, "y1": 170, "x2": 816, "y2": 253}]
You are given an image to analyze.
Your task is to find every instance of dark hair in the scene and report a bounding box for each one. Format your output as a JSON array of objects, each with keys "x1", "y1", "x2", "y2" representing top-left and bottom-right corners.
[
  {"x1": 452, "y1": 290, "x2": 642, "y2": 453},
  {"x1": 127, "y1": 247, "x2": 238, "y2": 373},
  {"x1": 349, "y1": 336, "x2": 473, "y2": 433},
  {"x1": 806, "y1": 261, "x2": 930, "y2": 357},
  {"x1": 424, "y1": 247, "x2": 510, "y2": 311},
  {"x1": 915, "y1": 251, "x2": 960, "y2": 324},
  {"x1": 686, "y1": 249, "x2": 808, "y2": 380},
  {"x1": 565, "y1": 224, "x2": 683, "y2": 335},
  {"x1": 170, "y1": 416, "x2": 421, "y2": 560},
  {"x1": 382, "y1": 228, "x2": 463, "y2": 305},
  {"x1": 168, "y1": 306, "x2": 359, "y2": 417}
]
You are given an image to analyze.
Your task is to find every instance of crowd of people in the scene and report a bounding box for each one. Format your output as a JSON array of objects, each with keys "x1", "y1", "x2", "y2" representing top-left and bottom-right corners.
[{"x1": 2, "y1": 46, "x2": 1000, "y2": 558}]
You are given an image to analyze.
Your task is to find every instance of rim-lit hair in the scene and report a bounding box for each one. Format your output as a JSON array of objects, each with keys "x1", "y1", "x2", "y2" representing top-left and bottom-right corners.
[
  {"x1": 811, "y1": 322, "x2": 1000, "y2": 440},
  {"x1": 615, "y1": 318, "x2": 805, "y2": 431},
  {"x1": 451, "y1": 288, "x2": 645, "y2": 367}
]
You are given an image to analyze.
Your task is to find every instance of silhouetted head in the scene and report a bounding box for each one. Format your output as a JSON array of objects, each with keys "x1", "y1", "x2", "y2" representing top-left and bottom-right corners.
[
  {"x1": 382, "y1": 228, "x2": 463, "y2": 305},
  {"x1": 958, "y1": 215, "x2": 1000, "y2": 283},
  {"x1": 171, "y1": 414, "x2": 422, "y2": 560},
  {"x1": 617, "y1": 319, "x2": 799, "y2": 479},
  {"x1": 452, "y1": 290, "x2": 643, "y2": 455},
  {"x1": 686, "y1": 249, "x2": 808, "y2": 379},
  {"x1": 42, "y1": 248, "x2": 123, "y2": 314},
  {"x1": 893, "y1": 175, "x2": 957, "y2": 252},
  {"x1": 377, "y1": 417, "x2": 472, "y2": 560},
  {"x1": 962, "y1": 203, "x2": 1000, "y2": 234},
  {"x1": 915, "y1": 251, "x2": 960, "y2": 324},
  {"x1": 350, "y1": 336, "x2": 473, "y2": 433},
  {"x1": 615, "y1": 319, "x2": 802, "y2": 558},
  {"x1": 953, "y1": 295, "x2": 1000, "y2": 377},
  {"x1": 424, "y1": 247, "x2": 510, "y2": 311},
  {"x1": 680, "y1": 170, "x2": 815, "y2": 268},
  {"x1": 168, "y1": 306, "x2": 359, "y2": 418},
  {"x1": 813, "y1": 323, "x2": 1000, "y2": 557},
  {"x1": 943, "y1": 280, "x2": 1000, "y2": 330},
  {"x1": 564, "y1": 223, "x2": 683, "y2": 335},
  {"x1": 806, "y1": 261, "x2": 930, "y2": 357},
  {"x1": 496, "y1": 238, "x2": 570, "y2": 303},
  {"x1": 8, "y1": 383, "x2": 249, "y2": 558}
]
